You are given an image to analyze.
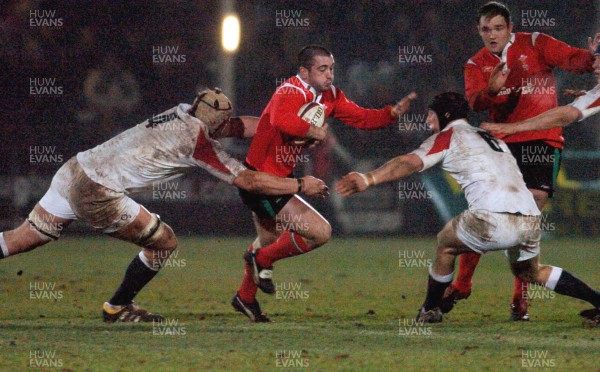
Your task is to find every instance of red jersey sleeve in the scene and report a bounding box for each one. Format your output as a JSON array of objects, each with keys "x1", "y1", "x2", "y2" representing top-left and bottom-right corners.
[
  {"x1": 533, "y1": 33, "x2": 593, "y2": 74},
  {"x1": 330, "y1": 89, "x2": 395, "y2": 130},
  {"x1": 269, "y1": 89, "x2": 311, "y2": 137},
  {"x1": 464, "y1": 59, "x2": 509, "y2": 112}
]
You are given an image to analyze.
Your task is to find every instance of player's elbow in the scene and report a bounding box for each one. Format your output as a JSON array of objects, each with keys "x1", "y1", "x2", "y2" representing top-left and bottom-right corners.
[{"x1": 234, "y1": 171, "x2": 264, "y2": 193}]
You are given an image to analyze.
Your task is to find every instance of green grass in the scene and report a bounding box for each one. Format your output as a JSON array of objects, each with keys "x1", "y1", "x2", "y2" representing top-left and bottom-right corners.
[{"x1": 0, "y1": 236, "x2": 598, "y2": 371}]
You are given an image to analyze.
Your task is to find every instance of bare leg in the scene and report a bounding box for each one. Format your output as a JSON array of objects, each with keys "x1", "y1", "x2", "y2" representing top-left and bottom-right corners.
[{"x1": 1, "y1": 203, "x2": 73, "y2": 257}]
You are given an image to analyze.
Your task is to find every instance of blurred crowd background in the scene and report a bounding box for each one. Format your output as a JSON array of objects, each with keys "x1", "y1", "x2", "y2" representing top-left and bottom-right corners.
[{"x1": 1, "y1": 0, "x2": 599, "y2": 234}]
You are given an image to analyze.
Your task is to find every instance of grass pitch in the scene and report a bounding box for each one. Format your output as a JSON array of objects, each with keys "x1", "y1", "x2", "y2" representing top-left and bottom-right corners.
[{"x1": 0, "y1": 236, "x2": 598, "y2": 370}]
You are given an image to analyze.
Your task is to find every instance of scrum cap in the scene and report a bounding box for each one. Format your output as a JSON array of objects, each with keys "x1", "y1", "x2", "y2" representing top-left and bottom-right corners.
[
  {"x1": 428, "y1": 92, "x2": 470, "y2": 130},
  {"x1": 190, "y1": 88, "x2": 232, "y2": 133}
]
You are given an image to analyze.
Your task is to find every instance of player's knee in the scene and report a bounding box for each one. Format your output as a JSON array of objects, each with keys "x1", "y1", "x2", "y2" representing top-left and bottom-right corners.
[
  {"x1": 133, "y1": 214, "x2": 177, "y2": 251},
  {"x1": 159, "y1": 223, "x2": 178, "y2": 251},
  {"x1": 312, "y1": 220, "x2": 331, "y2": 247},
  {"x1": 511, "y1": 262, "x2": 538, "y2": 283},
  {"x1": 436, "y1": 224, "x2": 455, "y2": 247},
  {"x1": 436, "y1": 244, "x2": 456, "y2": 257},
  {"x1": 27, "y1": 207, "x2": 64, "y2": 242}
]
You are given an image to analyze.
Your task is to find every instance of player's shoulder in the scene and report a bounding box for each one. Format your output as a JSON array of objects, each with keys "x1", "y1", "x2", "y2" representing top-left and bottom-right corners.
[
  {"x1": 274, "y1": 76, "x2": 309, "y2": 98},
  {"x1": 466, "y1": 47, "x2": 491, "y2": 67},
  {"x1": 515, "y1": 31, "x2": 552, "y2": 47}
]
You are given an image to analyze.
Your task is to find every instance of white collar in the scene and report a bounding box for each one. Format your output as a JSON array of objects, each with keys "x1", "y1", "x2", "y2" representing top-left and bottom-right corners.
[
  {"x1": 489, "y1": 33, "x2": 514, "y2": 62},
  {"x1": 296, "y1": 74, "x2": 322, "y2": 102},
  {"x1": 443, "y1": 118, "x2": 469, "y2": 130}
]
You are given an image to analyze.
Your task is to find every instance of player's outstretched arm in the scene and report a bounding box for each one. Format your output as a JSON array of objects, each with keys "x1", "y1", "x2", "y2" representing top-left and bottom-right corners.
[
  {"x1": 239, "y1": 116, "x2": 260, "y2": 138},
  {"x1": 390, "y1": 92, "x2": 417, "y2": 118},
  {"x1": 212, "y1": 116, "x2": 261, "y2": 139},
  {"x1": 335, "y1": 154, "x2": 423, "y2": 196},
  {"x1": 481, "y1": 105, "x2": 582, "y2": 135},
  {"x1": 233, "y1": 170, "x2": 329, "y2": 197}
]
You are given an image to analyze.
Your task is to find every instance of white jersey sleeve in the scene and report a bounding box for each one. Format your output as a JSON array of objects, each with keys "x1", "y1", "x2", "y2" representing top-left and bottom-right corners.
[
  {"x1": 569, "y1": 84, "x2": 600, "y2": 121},
  {"x1": 410, "y1": 130, "x2": 452, "y2": 171},
  {"x1": 190, "y1": 125, "x2": 246, "y2": 185},
  {"x1": 410, "y1": 120, "x2": 539, "y2": 216},
  {"x1": 77, "y1": 104, "x2": 245, "y2": 193}
]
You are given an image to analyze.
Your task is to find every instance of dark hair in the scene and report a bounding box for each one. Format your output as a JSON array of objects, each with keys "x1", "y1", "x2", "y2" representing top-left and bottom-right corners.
[
  {"x1": 478, "y1": 1, "x2": 511, "y2": 25},
  {"x1": 428, "y1": 92, "x2": 470, "y2": 130},
  {"x1": 298, "y1": 45, "x2": 332, "y2": 70}
]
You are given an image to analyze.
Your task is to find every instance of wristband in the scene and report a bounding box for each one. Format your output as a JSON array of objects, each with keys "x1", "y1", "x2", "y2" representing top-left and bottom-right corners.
[
  {"x1": 297, "y1": 178, "x2": 303, "y2": 193},
  {"x1": 366, "y1": 172, "x2": 377, "y2": 186},
  {"x1": 357, "y1": 173, "x2": 371, "y2": 187}
]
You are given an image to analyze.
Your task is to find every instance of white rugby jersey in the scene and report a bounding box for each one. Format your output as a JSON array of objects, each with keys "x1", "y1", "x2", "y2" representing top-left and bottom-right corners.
[
  {"x1": 410, "y1": 119, "x2": 540, "y2": 215},
  {"x1": 569, "y1": 84, "x2": 600, "y2": 121},
  {"x1": 77, "y1": 104, "x2": 246, "y2": 193}
]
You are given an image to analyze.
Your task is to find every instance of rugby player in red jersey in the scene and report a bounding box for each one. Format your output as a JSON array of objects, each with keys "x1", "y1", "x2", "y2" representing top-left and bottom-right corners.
[
  {"x1": 482, "y1": 44, "x2": 600, "y2": 134},
  {"x1": 0, "y1": 88, "x2": 329, "y2": 322},
  {"x1": 232, "y1": 45, "x2": 416, "y2": 322},
  {"x1": 444, "y1": 1, "x2": 600, "y2": 320}
]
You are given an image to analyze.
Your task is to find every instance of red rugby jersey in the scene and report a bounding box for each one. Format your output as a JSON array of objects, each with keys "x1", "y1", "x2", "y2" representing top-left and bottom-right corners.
[
  {"x1": 465, "y1": 32, "x2": 593, "y2": 148},
  {"x1": 246, "y1": 75, "x2": 395, "y2": 177}
]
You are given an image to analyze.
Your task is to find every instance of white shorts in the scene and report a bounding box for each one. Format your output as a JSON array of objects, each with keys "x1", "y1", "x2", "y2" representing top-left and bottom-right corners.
[
  {"x1": 39, "y1": 157, "x2": 140, "y2": 233},
  {"x1": 454, "y1": 209, "x2": 541, "y2": 262}
]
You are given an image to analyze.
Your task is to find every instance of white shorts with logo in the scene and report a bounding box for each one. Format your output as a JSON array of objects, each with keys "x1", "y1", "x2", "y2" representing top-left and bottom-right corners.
[
  {"x1": 39, "y1": 157, "x2": 140, "y2": 233},
  {"x1": 453, "y1": 209, "x2": 541, "y2": 262}
]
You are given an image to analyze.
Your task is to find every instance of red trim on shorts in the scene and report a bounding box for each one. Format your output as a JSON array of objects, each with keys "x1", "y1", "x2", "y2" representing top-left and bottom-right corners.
[{"x1": 427, "y1": 127, "x2": 454, "y2": 155}]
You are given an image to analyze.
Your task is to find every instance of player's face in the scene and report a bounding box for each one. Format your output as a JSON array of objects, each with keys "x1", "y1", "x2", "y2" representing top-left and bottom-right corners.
[
  {"x1": 594, "y1": 55, "x2": 600, "y2": 83},
  {"x1": 426, "y1": 110, "x2": 440, "y2": 133},
  {"x1": 304, "y1": 55, "x2": 335, "y2": 92},
  {"x1": 478, "y1": 15, "x2": 513, "y2": 55}
]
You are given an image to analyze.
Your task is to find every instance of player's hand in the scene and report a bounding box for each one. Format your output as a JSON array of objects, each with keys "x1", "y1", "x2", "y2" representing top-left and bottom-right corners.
[
  {"x1": 480, "y1": 122, "x2": 516, "y2": 137},
  {"x1": 335, "y1": 172, "x2": 369, "y2": 196},
  {"x1": 306, "y1": 123, "x2": 328, "y2": 141},
  {"x1": 564, "y1": 88, "x2": 587, "y2": 98},
  {"x1": 587, "y1": 32, "x2": 600, "y2": 54},
  {"x1": 487, "y1": 62, "x2": 510, "y2": 95},
  {"x1": 391, "y1": 92, "x2": 417, "y2": 118},
  {"x1": 300, "y1": 176, "x2": 329, "y2": 198}
]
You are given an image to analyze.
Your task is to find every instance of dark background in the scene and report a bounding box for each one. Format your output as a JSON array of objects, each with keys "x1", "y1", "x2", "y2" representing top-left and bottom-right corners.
[{"x1": 1, "y1": 0, "x2": 598, "y2": 235}]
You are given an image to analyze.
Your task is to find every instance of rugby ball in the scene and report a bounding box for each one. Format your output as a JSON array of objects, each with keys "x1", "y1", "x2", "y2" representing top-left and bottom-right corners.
[{"x1": 293, "y1": 102, "x2": 325, "y2": 145}]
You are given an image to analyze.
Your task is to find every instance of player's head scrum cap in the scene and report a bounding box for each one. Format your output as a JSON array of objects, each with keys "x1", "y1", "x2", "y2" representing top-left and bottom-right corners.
[
  {"x1": 191, "y1": 87, "x2": 232, "y2": 133},
  {"x1": 428, "y1": 92, "x2": 470, "y2": 129}
]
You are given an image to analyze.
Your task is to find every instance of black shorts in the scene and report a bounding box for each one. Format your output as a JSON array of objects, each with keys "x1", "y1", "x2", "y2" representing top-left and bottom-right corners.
[
  {"x1": 506, "y1": 140, "x2": 562, "y2": 197},
  {"x1": 238, "y1": 163, "x2": 295, "y2": 219}
]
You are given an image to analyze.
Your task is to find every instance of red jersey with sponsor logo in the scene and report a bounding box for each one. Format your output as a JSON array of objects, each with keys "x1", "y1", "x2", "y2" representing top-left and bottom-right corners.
[
  {"x1": 246, "y1": 75, "x2": 396, "y2": 177},
  {"x1": 465, "y1": 32, "x2": 593, "y2": 148}
]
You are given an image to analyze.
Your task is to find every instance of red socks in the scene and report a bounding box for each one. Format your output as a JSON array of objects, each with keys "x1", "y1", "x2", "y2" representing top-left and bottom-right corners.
[
  {"x1": 255, "y1": 231, "x2": 310, "y2": 268},
  {"x1": 513, "y1": 276, "x2": 528, "y2": 304},
  {"x1": 238, "y1": 245, "x2": 258, "y2": 303},
  {"x1": 454, "y1": 252, "x2": 481, "y2": 292},
  {"x1": 238, "y1": 232, "x2": 311, "y2": 303}
]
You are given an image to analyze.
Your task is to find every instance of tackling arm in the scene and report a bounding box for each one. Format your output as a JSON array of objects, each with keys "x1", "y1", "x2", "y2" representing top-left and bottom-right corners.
[
  {"x1": 335, "y1": 154, "x2": 424, "y2": 196},
  {"x1": 212, "y1": 116, "x2": 260, "y2": 139},
  {"x1": 233, "y1": 170, "x2": 329, "y2": 197},
  {"x1": 481, "y1": 105, "x2": 582, "y2": 135}
]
